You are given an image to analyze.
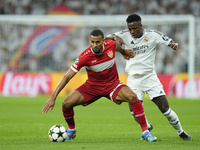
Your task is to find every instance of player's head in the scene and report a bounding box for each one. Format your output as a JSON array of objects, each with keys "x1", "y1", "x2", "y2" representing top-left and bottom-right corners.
[
  {"x1": 89, "y1": 29, "x2": 105, "y2": 54},
  {"x1": 126, "y1": 14, "x2": 143, "y2": 38}
]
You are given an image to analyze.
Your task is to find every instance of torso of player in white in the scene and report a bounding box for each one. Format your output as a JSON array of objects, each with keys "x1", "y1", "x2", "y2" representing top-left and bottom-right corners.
[
  {"x1": 114, "y1": 29, "x2": 171, "y2": 76},
  {"x1": 116, "y1": 29, "x2": 170, "y2": 56}
]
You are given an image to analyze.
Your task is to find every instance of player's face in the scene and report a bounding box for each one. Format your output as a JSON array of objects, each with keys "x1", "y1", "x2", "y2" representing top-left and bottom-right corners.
[
  {"x1": 89, "y1": 35, "x2": 105, "y2": 54},
  {"x1": 127, "y1": 21, "x2": 143, "y2": 38}
]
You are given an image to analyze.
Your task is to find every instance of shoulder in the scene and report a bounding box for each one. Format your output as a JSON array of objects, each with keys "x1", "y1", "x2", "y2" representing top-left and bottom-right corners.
[
  {"x1": 104, "y1": 39, "x2": 116, "y2": 50},
  {"x1": 145, "y1": 29, "x2": 166, "y2": 38},
  {"x1": 104, "y1": 40, "x2": 117, "y2": 53},
  {"x1": 78, "y1": 47, "x2": 93, "y2": 59},
  {"x1": 72, "y1": 47, "x2": 91, "y2": 71},
  {"x1": 145, "y1": 29, "x2": 162, "y2": 36},
  {"x1": 74, "y1": 47, "x2": 93, "y2": 68},
  {"x1": 146, "y1": 29, "x2": 169, "y2": 39},
  {"x1": 104, "y1": 39, "x2": 116, "y2": 45}
]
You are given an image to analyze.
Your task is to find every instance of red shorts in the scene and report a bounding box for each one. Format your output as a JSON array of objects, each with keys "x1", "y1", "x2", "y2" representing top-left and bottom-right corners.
[{"x1": 76, "y1": 80, "x2": 126, "y2": 106}]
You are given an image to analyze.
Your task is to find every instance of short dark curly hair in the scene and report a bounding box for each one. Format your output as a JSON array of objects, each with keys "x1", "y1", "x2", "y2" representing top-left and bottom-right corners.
[
  {"x1": 90, "y1": 29, "x2": 104, "y2": 38},
  {"x1": 126, "y1": 14, "x2": 141, "y2": 23}
]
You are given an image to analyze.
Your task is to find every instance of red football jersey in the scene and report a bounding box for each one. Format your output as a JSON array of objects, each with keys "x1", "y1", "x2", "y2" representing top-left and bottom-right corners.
[{"x1": 71, "y1": 40, "x2": 119, "y2": 84}]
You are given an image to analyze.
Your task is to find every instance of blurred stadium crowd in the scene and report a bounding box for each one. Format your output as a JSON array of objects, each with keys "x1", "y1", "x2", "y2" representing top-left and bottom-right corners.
[
  {"x1": 1, "y1": 0, "x2": 200, "y2": 16},
  {"x1": 0, "y1": 0, "x2": 200, "y2": 73}
]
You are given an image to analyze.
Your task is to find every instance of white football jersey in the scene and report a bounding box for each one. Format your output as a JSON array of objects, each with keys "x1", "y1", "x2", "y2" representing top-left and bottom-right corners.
[{"x1": 114, "y1": 29, "x2": 171, "y2": 76}]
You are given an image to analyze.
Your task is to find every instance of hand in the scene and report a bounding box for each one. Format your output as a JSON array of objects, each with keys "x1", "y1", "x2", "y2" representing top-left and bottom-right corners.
[
  {"x1": 42, "y1": 98, "x2": 56, "y2": 113},
  {"x1": 114, "y1": 35, "x2": 125, "y2": 46},
  {"x1": 168, "y1": 42, "x2": 179, "y2": 50},
  {"x1": 123, "y1": 49, "x2": 135, "y2": 60}
]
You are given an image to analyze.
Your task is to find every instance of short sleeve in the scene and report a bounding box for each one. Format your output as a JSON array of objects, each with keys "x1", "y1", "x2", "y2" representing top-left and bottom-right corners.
[
  {"x1": 153, "y1": 30, "x2": 171, "y2": 46},
  {"x1": 71, "y1": 56, "x2": 84, "y2": 72}
]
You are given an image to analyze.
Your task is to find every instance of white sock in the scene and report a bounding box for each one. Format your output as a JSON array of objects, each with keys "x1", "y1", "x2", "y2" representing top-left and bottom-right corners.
[{"x1": 163, "y1": 108, "x2": 183, "y2": 135}]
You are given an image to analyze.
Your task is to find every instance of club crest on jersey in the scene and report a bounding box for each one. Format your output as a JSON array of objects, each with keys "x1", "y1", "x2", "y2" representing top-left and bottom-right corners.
[
  {"x1": 107, "y1": 50, "x2": 113, "y2": 58},
  {"x1": 144, "y1": 36, "x2": 148, "y2": 42}
]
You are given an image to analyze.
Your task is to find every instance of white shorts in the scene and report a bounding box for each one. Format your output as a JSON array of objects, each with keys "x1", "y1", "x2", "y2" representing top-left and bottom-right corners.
[{"x1": 127, "y1": 72, "x2": 166, "y2": 100}]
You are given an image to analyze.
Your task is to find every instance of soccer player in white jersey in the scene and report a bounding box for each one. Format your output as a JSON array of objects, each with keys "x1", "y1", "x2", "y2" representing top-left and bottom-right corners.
[
  {"x1": 105, "y1": 14, "x2": 192, "y2": 140},
  {"x1": 42, "y1": 29, "x2": 157, "y2": 142}
]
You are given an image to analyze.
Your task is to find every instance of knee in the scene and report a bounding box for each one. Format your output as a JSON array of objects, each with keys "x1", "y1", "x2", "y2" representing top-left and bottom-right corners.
[
  {"x1": 162, "y1": 106, "x2": 170, "y2": 113},
  {"x1": 128, "y1": 92, "x2": 138, "y2": 103},
  {"x1": 153, "y1": 96, "x2": 169, "y2": 113},
  {"x1": 62, "y1": 99, "x2": 70, "y2": 110},
  {"x1": 159, "y1": 100, "x2": 169, "y2": 113},
  {"x1": 158, "y1": 104, "x2": 169, "y2": 113}
]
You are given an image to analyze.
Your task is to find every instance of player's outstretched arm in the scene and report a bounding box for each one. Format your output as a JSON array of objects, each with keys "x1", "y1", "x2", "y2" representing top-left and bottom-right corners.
[
  {"x1": 42, "y1": 68, "x2": 77, "y2": 113},
  {"x1": 115, "y1": 43, "x2": 135, "y2": 60},
  {"x1": 168, "y1": 40, "x2": 179, "y2": 50}
]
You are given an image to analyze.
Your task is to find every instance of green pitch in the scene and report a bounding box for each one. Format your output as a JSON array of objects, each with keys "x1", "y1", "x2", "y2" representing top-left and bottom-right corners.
[{"x1": 0, "y1": 96, "x2": 199, "y2": 150}]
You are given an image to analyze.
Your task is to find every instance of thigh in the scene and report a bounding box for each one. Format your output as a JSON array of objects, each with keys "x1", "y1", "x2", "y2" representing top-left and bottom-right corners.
[
  {"x1": 106, "y1": 80, "x2": 127, "y2": 104},
  {"x1": 76, "y1": 82, "x2": 102, "y2": 106},
  {"x1": 115, "y1": 86, "x2": 137, "y2": 103},
  {"x1": 129, "y1": 87, "x2": 145, "y2": 101},
  {"x1": 63, "y1": 90, "x2": 87, "y2": 109}
]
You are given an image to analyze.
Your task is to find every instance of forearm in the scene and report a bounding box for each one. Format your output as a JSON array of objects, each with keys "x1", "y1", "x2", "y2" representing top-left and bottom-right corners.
[
  {"x1": 50, "y1": 74, "x2": 69, "y2": 100},
  {"x1": 115, "y1": 43, "x2": 125, "y2": 54}
]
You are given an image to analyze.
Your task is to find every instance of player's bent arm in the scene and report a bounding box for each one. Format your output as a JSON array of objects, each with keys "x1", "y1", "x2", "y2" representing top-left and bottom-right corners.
[
  {"x1": 168, "y1": 40, "x2": 179, "y2": 51},
  {"x1": 115, "y1": 43, "x2": 135, "y2": 60},
  {"x1": 115, "y1": 43, "x2": 125, "y2": 54},
  {"x1": 105, "y1": 34, "x2": 125, "y2": 46}
]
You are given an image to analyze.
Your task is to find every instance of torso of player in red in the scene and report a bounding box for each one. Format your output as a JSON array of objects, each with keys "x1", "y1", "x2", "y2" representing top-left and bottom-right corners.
[{"x1": 71, "y1": 40, "x2": 119, "y2": 84}]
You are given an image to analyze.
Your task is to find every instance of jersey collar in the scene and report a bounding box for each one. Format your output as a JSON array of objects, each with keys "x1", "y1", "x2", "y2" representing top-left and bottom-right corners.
[{"x1": 91, "y1": 45, "x2": 105, "y2": 55}]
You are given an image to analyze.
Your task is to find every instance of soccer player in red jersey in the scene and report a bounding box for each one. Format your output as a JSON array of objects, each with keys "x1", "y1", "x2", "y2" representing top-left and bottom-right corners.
[{"x1": 42, "y1": 29, "x2": 157, "y2": 142}]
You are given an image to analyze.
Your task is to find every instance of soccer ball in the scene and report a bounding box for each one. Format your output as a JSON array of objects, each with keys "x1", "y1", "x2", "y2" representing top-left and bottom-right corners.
[{"x1": 48, "y1": 124, "x2": 67, "y2": 142}]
